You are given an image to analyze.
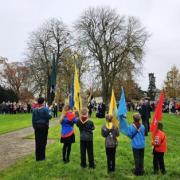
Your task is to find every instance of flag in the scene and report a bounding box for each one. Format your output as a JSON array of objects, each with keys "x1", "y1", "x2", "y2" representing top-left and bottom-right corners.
[
  {"x1": 117, "y1": 87, "x2": 127, "y2": 116},
  {"x1": 74, "y1": 64, "x2": 82, "y2": 111},
  {"x1": 117, "y1": 87, "x2": 129, "y2": 135},
  {"x1": 150, "y1": 91, "x2": 164, "y2": 137},
  {"x1": 109, "y1": 89, "x2": 119, "y2": 128},
  {"x1": 69, "y1": 75, "x2": 74, "y2": 109}
]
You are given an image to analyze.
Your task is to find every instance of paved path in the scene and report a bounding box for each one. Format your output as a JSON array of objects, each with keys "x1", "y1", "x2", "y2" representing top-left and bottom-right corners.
[{"x1": 0, "y1": 120, "x2": 58, "y2": 171}]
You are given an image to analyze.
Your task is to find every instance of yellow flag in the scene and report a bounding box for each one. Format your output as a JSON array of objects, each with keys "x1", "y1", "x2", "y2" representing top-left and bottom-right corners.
[
  {"x1": 74, "y1": 64, "x2": 82, "y2": 111},
  {"x1": 109, "y1": 89, "x2": 119, "y2": 128}
]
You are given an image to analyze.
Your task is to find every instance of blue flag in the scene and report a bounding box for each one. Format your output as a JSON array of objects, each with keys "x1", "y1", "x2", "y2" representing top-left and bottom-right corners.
[
  {"x1": 69, "y1": 75, "x2": 74, "y2": 109},
  {"x1": 117, "y1": 87, "x2": 127, "y2": 116},
  {"x1": 117, "y1": 87, "x2": 129, "y2": 135}
]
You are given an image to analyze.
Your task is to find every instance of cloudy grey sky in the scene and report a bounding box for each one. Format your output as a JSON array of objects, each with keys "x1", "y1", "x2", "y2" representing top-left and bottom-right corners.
[{"x1": 0, "y1": 0, "x2": 180, "y2": 90}]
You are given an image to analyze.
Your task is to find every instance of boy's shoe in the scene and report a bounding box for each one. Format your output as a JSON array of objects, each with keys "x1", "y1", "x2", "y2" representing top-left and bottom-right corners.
[
  {"x1": 63, "y1": 158, "x2": 69, "y2": 164},
  {"x1": 153, "y1": 171, "x2": 159, "y2": 175},
  {"x1": 81, "y1": 165, "x2": 87, "y2": 168},
  {"x1": 89, "y1": 165, "x2": 95, "y2": 169},
  {"x1": 162, "y1": 170, "x2": 166, "y2": 175},
  {"x1": 139, "y1": 171, "x2": 144, "y2": 176}
]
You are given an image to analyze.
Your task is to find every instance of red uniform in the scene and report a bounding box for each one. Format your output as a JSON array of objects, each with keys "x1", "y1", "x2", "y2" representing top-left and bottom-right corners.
[{"x1": 152, "y1": 130, "x2": 167, "y2": 153}]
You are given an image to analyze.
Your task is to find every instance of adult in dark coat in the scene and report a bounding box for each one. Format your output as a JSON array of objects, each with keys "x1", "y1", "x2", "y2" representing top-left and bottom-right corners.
[
  {"x1": 138, "y1": 99, "x2": 151, "y2": 136},
  {"x1": 32, "y1": 97, "x2": 52, "y2": 161}
]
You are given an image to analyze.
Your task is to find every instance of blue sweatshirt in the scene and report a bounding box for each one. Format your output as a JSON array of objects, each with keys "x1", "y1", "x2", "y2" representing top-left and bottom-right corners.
[
  {"x1": 127, "y1": 124, "x2": 145, "y2": 149},
  {"x1": 119, "y1": 115, "x2": 145, "y2": 149}
]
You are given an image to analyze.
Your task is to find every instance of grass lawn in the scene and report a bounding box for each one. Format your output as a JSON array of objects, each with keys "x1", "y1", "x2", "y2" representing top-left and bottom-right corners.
[
  {"x1": 0, "y1": 114, "x2": 32, "y2": 135},
  {"x1": 0, "y1": 112, "x2": 180, "y2": 179}
]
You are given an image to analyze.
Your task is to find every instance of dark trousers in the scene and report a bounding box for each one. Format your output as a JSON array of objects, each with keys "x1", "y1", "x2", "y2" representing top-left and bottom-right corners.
[
  {"x1": 80, "y1": 140, "x2": 94, "y2": 168},
  {"x1": 106, "y1": 147, "x2": 116, "y2": 172},
  {"x1": 142, "y1": 121, "x2": 148, "y2": 136},
  {"x1": 34, "y1": 125, "x2": 48, "y2": 161},
  {"x1": 133, "y1": 148, "x2": 144, "y2": 176},
  {"x1": 62, "y1": 143, "x2": 72, "y2": 162},
  {"x1": 53, "y1": 111, "x2": 58, "y2": 118},
  {"x1": 153, "y1": 150, "x2": 166, "y2": 174}
]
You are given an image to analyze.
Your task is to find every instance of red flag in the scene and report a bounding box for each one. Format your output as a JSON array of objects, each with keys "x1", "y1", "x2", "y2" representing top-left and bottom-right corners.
[{"x1": 150, "y1": 91, "x2": 164, "y2": 137}]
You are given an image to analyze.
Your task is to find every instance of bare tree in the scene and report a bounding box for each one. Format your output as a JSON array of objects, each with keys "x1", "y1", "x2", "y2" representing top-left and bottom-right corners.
[
  {"x1": 26, "y1": 18, "x2": 71, "y2": 103},
  {"x1": 164, "y1": 65, "x2": 180, "y2": 98},
  {"x1": 1, "y1": 62, "x2": 30, "y2": 97},
  {"x1": 75, "y1": 7, "x2": 149, "y2": 105}
]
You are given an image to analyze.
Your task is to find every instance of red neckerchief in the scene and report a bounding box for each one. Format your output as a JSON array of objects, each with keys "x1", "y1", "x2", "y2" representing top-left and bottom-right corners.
[
  {"x1": 133, "y1": 122, "x2": 141, "y2": 130},
  {"x1": 35, "y1": 104, "x2": 44, "y2": 109},
  {"x1": 66, "y1": 111, "x2": 75, "y2": 122},
  {"x1": 80, "y1": 115, "x2": 88, "y2": 124}
]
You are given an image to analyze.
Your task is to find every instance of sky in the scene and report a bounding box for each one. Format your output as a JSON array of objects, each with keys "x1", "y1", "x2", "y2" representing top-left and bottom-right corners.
[{"x1": 0, "y1": 0, "x2": 180, "y2": 90}]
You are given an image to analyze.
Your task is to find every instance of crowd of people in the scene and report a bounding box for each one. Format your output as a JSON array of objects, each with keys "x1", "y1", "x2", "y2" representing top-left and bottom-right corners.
[
  {"x1": 1, "y1": 95, "x2": 178, "y2": 176},
  {"x1": 32, "y1": 97, "x2": 168, "y2": 176},
  {"x1": 87, "y1": 98, "x2": 180, "y2": 120},
  {"x1": 0, "y1": 101, "x2": 32, "y2": 114},
  {"x1": 0, "y1": 101, "x2": 65, "y2": 117},
  {"x1": 163, "y1": 100, "x2": 180, "y2": 114}
]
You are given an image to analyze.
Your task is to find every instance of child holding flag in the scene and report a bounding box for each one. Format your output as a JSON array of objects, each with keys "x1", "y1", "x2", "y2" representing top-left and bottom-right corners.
[
  {"x1": 101, "y1": 114, "x2": 119, "y2": 173},
  {"x1": 118, "y1": 88, "x2": 145, "y2": 176},
  {"x1": 150, "y1": 92, "x2": 166, "y2": 174},
  {"x1": 119, "y1": 113, "x2": 145, "y2": 176},
  {"x1": 152, "y1": 122, "x2": 167, "y2": 174},
  {"x1": 60, "y1": 105, "x2": 78, "y2": 163}
]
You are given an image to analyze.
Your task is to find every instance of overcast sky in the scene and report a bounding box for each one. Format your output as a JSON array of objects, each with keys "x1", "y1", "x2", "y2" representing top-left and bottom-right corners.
[{"x1": 0, "y1": 0, "x2": 180, "y2": 90}]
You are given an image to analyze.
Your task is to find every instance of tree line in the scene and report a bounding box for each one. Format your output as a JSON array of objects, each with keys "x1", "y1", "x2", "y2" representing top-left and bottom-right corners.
[{"x1": 0, "y1": 7, "x2": 179, "y2": 104}]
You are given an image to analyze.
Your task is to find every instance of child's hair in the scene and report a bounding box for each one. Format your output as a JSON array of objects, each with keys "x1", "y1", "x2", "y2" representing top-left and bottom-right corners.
[
  {"x1": 59, "y1": 105, "x2": 71, "y2": 123},
  {"x1": 133, "y1": 113, "x2": 141, "y2": 122},
  {"x1": 158, "y1": 122, "x2": 163, "y2": 130},
  {"x1": 80, "y1": 107, "x2": 89, "y2": 116},
  {"x1": 105, "y1": 114, "x2": 113, "y2": 122},
  {"x1": 37, "y1": 97, "x2": 45, "y2": 104}
]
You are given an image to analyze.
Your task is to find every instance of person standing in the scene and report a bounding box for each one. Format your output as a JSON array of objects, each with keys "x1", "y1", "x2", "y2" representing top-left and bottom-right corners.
[
  {"x1": 152, "y1": 122, "x2": 167, "y2": 174},
  {"x1": 53, "y1": 103, "x2": 58, "y2": 118},
  {"x1": 60, "y1": 105, "x2": 78, "y2": 163},
  {"x1": 119, "y1": 113, "x2": 145, "y2": 176},
  {"x1": 76, "y1": 108, "x2": 95, "y2": 168},
  {"x1": 139, "y1": 99, "x2": 151, "y2": 136},
  {"x1": 32, "y1": 97, "x2": 52, "y2": 161},
  {"x1": 101, "y1": 115, "x2": 119, "y2": 173}
]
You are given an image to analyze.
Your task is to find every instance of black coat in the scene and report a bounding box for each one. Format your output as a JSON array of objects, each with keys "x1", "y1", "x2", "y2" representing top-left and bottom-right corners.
[{"x1": 76, "y1": 119, "x2": 95, "y2": 141}]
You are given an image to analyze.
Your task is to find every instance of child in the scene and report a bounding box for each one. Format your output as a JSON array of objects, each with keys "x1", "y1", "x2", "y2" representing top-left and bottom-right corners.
[
  {"x1": 101, "y1": 115, "x2": 119, "y2": 173},
  {"x1": 76, "y1": 108, "x2": 95, "y2": 168},
  {"x1": 119, "y1": 113, "x2": 145, "y2": 176},
  {"x1": 152, "y1": 122, "x2": 167, "y2": 174},
  {"x1": 60, "y1": 105, "x2": 78, "y2": 163}
]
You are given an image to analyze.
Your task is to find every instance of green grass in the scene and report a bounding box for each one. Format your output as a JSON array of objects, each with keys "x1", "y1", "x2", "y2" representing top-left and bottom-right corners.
[
  {"x1": 0, "y1": 113, "x2": 180, "y2": 179},
  {"x1": 0, "y1": 114, "x2": 32, "y2": 135}
]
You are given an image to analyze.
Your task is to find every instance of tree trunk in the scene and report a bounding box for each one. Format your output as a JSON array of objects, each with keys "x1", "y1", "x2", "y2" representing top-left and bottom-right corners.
[
  {"x1": 102, "y1": 79, "x2": 110, "y2": 108},
  {"x1": 47, "y1": 75, "x2": 51, "y2": 105}
]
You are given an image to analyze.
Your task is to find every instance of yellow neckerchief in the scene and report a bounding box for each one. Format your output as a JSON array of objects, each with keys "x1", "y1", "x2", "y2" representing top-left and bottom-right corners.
[
  {"x1": 106, "y1": 122, "x2": 113, "y2": 129},
  {"x1": 106, "y1": 122, "x2": 119, "y2": 141}
]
